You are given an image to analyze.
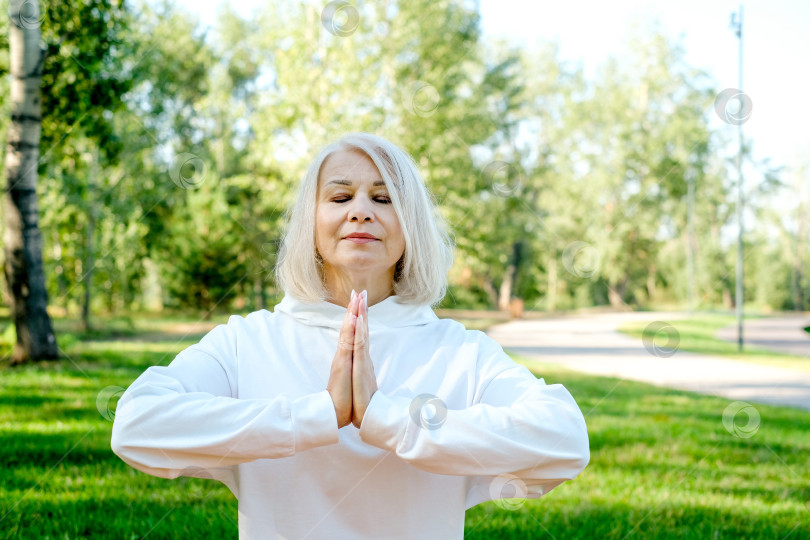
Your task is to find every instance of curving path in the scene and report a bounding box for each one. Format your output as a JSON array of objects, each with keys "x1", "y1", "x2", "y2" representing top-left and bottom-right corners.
[
  {"x1": 484, "y1": 312, "x2": 810, "y2": 411},
  {"x1": 716, "y1": 315, "x2": 810, "y2": 357}
]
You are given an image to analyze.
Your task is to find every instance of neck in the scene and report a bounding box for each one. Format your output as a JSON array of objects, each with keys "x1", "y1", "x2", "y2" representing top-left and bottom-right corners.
[{"x1": 323, "y1": 267, "x2": 395, "y2": 308}]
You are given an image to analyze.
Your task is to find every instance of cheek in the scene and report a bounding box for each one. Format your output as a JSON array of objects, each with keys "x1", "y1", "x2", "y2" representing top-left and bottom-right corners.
[
  {"x1": 315, "y1": 209, "x2": 338, "y2": 239},
  {"x1": 315, "y1": 206, "x2": 329, "y2": 226},
  {"x1": 314, "y1": 211, "x2": 328, "y2": 245}
]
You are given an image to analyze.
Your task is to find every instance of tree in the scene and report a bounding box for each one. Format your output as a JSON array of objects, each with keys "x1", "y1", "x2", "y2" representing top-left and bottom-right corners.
[
  {"x1": 558, "y1": 26, "x2": 719, "y2": 308},
  {"x1": 37, "y1": 0, "x2": 133, "y2": 326},
  {"x1": 3, "y1": 0, "x2": 58, "y2": 363}
]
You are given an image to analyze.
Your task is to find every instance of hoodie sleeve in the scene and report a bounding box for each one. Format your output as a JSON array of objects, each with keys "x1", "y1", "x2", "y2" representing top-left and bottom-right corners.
[
  {"x1": 110, "y1": 315, "x2": 340, "y2": 479},
  {"x1": 358, "y1": 331, "x2": 590, "y2": 502}
]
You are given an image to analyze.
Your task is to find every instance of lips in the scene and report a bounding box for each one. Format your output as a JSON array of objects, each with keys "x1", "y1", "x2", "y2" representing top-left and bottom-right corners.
[{"x1": 344, "y1": 233, "x2": 378, "y2": 240}]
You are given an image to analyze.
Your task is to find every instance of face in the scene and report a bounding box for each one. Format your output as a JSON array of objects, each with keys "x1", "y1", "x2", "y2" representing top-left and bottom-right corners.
[{"x1": 315, "y1": 149, "x2": 406, "y2": 285}]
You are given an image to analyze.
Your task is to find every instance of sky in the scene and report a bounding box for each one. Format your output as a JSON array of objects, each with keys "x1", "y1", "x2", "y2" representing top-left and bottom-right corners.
[
  {"x1": 173, "y1": 0, "x2": 810, "y2": 184},
  {"x1": 478, "y1": 0, "x2": 810, "y2": 179}
]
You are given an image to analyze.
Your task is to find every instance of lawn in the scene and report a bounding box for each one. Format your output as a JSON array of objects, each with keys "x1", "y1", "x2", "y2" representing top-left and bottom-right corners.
[
  {"x1": 1, "y1": 315, "x2": 808, "y2": 539},
  {"x1": 618, "y1": 313, "x2": 810, "y2": 373}
]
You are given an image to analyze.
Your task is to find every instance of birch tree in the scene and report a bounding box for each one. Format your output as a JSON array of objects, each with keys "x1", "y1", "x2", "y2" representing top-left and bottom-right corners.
[{"x1": 3, "y1": 0, "x2": 58, "y2": 364}]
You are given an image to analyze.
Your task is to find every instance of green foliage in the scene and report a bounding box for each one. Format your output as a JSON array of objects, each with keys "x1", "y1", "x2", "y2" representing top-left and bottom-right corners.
[
  {"x1": 154, "y1": 179, "x2": 249, "y2": 315},
  {"x1": 2, "y1": 0, "x2": 804, "y2": 316},
  {"x1": 39, "y1": 0, "x2": 133, "y2": 162},
  {"x1": 0, "y1": 320, "x2": 807, "y2": 538}
]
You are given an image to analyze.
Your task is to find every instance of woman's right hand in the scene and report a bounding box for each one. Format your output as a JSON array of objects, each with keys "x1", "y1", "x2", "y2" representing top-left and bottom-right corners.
[{"x1": 326, "y1": 290, "x2": 359, "y2": 429}]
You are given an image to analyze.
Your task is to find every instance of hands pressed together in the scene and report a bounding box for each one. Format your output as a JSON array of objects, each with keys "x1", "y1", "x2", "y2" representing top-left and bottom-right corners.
[{"x1": 326, "y1": 289, "x2": 379, "y2": 429}]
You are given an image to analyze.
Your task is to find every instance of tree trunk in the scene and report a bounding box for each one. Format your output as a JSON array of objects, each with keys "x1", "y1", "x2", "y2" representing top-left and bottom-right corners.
[
  {"x1": 481, "y1": 277, "x2": 498, "y2": 309},
  {"x1": 142, "y1": 257, "x2": 163, "y2": 311},
  {"x1": 82, "y1": 151, "x2": 98, "y2": 332},
  {"x1": 3, "y1": 1, "x2": 59, "y2": 364},
  {"x1": 498, "y1": 241, "x2": 523, "y2": 311},
  {"x1": 793, "y1": 262, "x2": 803, "y2": 312},
  {"x1": 253, "y1": 273, "x2": 265, "y2": 311},
  {"x1": 55, "y1": 240, "x2": 67, "y2": 310},
  {"x1": 608, "y1": 278, "x2": 628, "y2": 308},
  {"x1": 794, "y1": 196, "x2": 807, "y2": 311},
  {"x1": 498, "y1": 266, "x2": 513, "y2": 312},
  {"x1": 646, "y1": 263, "x2": 657, "y2": 302},
  {"x1": 722, "y1": 286, "x2": 733, "y2": 309},
  {"x1": 546, "y1": 251, "x2": 557, "y2": 312}
]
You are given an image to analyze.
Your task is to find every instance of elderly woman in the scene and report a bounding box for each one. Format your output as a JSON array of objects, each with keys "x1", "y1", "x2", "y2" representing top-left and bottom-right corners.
[{"x1": 111, "y1": 133, "x2": 590, "y2": 539}]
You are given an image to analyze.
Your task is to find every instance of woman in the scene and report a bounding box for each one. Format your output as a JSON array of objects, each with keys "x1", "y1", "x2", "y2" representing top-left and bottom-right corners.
[{"x1": 111, "y1": 133, "x2": 590, "y2": 539}]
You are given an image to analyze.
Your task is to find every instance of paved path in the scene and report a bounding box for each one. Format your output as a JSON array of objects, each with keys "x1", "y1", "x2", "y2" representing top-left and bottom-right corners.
[
  {"x1": 716, "y1": 315, "x2": 810, "y2": 357},
  {"x1": 484, "y1": 312, "x2": 810, "y2": 411}
]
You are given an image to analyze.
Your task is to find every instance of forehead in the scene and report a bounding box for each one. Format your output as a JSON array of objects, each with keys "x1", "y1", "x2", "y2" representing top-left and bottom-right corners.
[{"x1": 318, "y1": 149, "x2": 385, "y2": 187}]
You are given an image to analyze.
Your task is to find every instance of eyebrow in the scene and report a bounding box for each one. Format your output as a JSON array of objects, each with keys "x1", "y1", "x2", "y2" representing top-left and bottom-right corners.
[{"x1": 325, "y1": 179, "x2": 387, "y2": 187}]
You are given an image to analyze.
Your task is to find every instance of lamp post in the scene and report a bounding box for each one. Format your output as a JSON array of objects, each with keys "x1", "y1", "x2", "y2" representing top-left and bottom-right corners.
[{"x1": 730, "y1": 5, "x2": 744, "y2": 352}]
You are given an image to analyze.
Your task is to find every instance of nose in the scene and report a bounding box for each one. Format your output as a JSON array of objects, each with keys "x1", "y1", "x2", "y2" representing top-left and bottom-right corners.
[{"x1": 349, "y1": 194, "x2": 373, "y2": 222}]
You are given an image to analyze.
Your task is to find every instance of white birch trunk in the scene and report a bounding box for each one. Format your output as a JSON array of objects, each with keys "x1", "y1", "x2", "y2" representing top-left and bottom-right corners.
[{"x1": 4, "y1": 0, "x2": 59, "y2": 363}]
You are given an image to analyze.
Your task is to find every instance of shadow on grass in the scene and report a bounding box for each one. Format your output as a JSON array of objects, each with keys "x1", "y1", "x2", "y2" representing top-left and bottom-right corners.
[
  {"x1": 0, "y1": 342, "x2": 809, "y2": 539},
  {"x1": 2, "y1": 487, "x2": 238, "y2": 539}
]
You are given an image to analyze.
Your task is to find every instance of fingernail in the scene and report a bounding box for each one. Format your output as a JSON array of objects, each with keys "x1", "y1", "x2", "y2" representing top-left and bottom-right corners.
[
  {"x1": 362, "y1": 290, "x2": 367, "y2": 301},
  {"x1": 351, "y1": 289, "x2": 356, "y2": 302}
]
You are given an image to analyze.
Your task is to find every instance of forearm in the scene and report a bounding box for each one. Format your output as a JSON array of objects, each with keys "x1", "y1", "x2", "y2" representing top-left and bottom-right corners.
[
  {"x1": 358, "y1": 377, "x2": 589, "y2": 481},
  {"x1": 111, "y1": 366, "x2": 339, "y2": 478}
]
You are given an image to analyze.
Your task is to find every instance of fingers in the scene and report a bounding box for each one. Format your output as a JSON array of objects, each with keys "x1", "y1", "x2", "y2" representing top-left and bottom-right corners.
[
  {"x1": 330, "y1": 290, "x2": 359, "y2": 429},
  {"x1": 352, "y1": 291, "x2": 377, "y2": 428},
  {"x1": 337, "y1": 289, "x2": 358, "y2": 352},
  {"x1": 353, "y1": 290, "x2": 368, "y2": 351}
]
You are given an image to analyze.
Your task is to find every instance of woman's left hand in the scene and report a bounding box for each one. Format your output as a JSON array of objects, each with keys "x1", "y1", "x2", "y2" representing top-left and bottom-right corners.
[{"x1": 352, "y1": 290, "x2": 378, "y2": 429}]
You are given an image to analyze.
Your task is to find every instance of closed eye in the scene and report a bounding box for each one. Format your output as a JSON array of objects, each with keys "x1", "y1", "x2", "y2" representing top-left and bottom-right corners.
[{"x1": 333, "y1": 196, "x2": 391, "y2": 204}]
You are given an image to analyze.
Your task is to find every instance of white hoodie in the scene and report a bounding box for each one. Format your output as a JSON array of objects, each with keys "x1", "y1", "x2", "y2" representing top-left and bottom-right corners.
[{"x1": 111, "y1": 294, "x2": 590, "y2": 539}]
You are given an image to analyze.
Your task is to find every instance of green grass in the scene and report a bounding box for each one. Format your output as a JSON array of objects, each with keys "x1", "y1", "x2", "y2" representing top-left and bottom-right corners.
[
  {"x1": 1, "y1": 318, "x2": 808, "y2": 539},
  {"x1": 619, "y1": 314, "x2": 810, "y2": 373}
]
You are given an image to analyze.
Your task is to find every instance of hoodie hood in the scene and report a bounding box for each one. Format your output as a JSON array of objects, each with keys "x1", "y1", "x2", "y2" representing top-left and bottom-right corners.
[{"x1": 273, "y1": 293, "x2": 438, "y2": 330}]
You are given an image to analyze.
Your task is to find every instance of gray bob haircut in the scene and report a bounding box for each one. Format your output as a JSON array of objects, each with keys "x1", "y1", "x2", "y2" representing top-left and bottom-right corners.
[{"x1": 274, "y1": 132, "x2": 455, "y2": 307}]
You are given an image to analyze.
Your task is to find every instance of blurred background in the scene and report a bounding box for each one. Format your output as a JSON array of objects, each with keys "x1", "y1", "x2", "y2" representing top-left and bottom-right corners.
[
  {"x1": 1, "y1": 1, "x2": 808, "y2": 538},
  {"x1": 1, "y1": 0, "x2": 808, "y2": 324}
]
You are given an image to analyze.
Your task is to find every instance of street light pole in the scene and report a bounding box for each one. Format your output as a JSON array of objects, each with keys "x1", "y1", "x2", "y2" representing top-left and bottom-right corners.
[
  {"x1": 686, "y1": 169, "x2": 695, "y2": 314},
  {"x1": 731, "y1": 5, "x2": 744, "y2": 352}
]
